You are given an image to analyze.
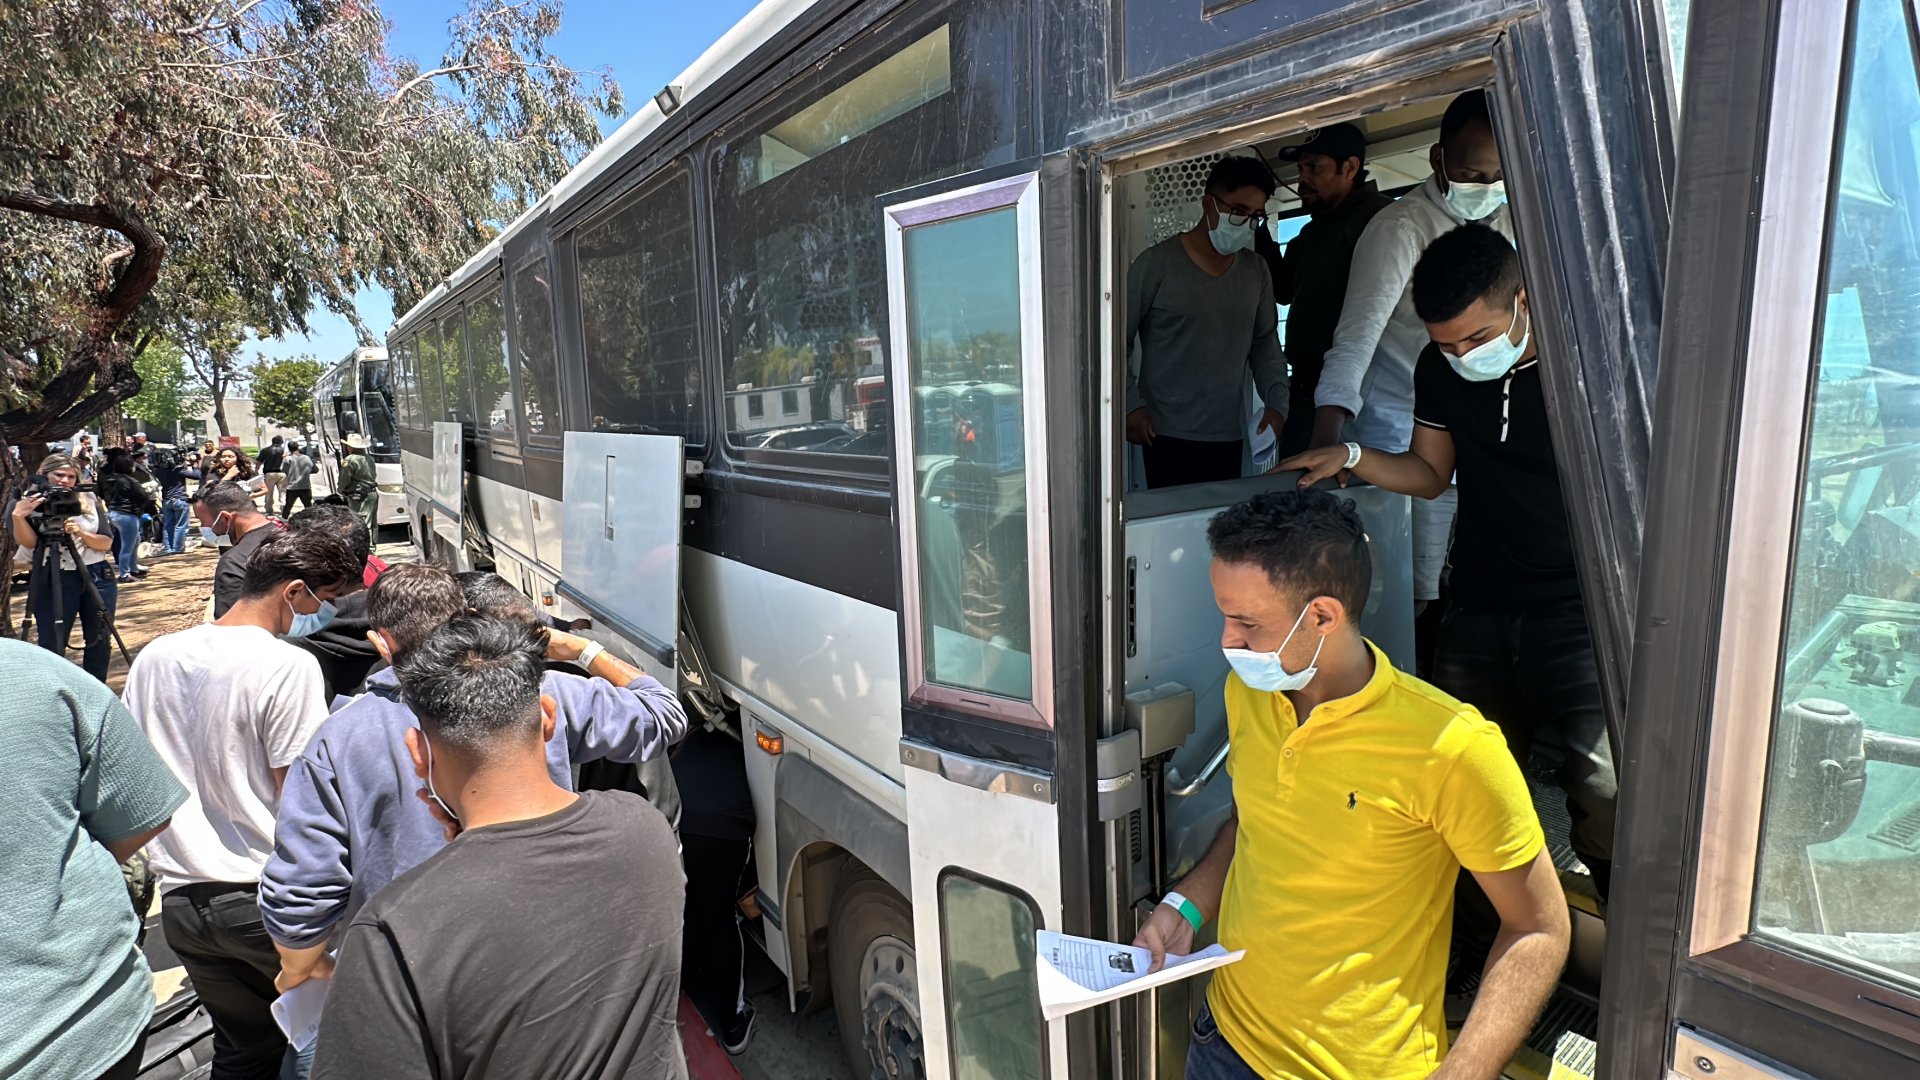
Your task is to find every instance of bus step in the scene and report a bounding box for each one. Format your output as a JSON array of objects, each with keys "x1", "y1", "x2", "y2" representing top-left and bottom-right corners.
[{"x1": 1503, "y1": 988, "x2": 1600, "y2": 1080}]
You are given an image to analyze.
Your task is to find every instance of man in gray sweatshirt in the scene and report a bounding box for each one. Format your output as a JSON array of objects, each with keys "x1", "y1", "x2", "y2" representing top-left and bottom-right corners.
[
  {"x1": 258, "y1": 562, "x2": 689, "y2": 991},
  {"x1": 1125, "y1": 154, "x2": 1290, "y2": 489}
]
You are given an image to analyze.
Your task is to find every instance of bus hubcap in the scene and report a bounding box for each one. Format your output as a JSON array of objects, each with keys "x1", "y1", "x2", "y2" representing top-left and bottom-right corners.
[{"x1": 859, "y1": 935, "x2": 922, "y2": 1080}]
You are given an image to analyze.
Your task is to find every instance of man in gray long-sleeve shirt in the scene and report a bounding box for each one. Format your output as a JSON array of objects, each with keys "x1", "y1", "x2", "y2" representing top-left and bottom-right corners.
[
  {"x1": 259, "y1": 563, "x2": 689, "y2": 991},
  {"x1": 1126, "y1": 154, "x2": 1289, "y2": 489}
]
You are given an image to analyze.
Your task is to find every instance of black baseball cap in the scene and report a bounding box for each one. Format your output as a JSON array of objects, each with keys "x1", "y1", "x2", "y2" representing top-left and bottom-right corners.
[{"x1": 1278, "y1": 122, "x2": 1368, "y2": 165}]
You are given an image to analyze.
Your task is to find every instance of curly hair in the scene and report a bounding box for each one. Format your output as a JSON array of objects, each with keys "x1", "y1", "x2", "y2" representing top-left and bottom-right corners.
[{"x1": 1207, "y1": 489, "x2": 1371, "y2": 618}]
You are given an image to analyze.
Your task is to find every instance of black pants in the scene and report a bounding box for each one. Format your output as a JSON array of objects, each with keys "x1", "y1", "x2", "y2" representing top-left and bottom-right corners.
[
  {"x1": 1277, "y1": 388, "x2": 1319, "y2": 461},
  {"x1": 1432, "y1": 597, "x2": 1617, "y2": 882},
  {"x1": 31, "y1": 561, "x2": 117, "y2": 681},
  {"x1": 281, "y1": 488, "x2": 312, "y2": 515},
  {"x1": 681, "y1": 832, "x2": 753, "y2": 1028},
  {"x1": 161, "y1": 883, "x2": 288, "y2": 1080},
  {"x1": 1142, "y1": 436, "x2": 1243, "y2": 489},
  {"x1": 97, "y1": 1030, "x2": 148, "y2": 1080}
]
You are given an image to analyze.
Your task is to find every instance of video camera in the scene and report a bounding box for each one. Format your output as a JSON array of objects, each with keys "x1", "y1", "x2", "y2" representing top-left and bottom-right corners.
[
  {"x1": 14, "y1": 474, "x2": 95, "y2": 537},
  {"x1": 149, "y1": 446, "x2": 182, "y2": 471}
]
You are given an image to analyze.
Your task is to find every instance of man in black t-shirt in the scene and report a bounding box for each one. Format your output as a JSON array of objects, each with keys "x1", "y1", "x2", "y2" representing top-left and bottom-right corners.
[
  {"x1": 193, "y1": 481, "x2": 282, "y2": 618},
  {"x1": 256, "y1": 436, "x2": 287, "y2": 516},
  {"x1": 312, "y1": 615, "x2": 687, "y2": 1080},
  {"x1": 1277, "y1": 222, "x2": 1615, "y2": 897}
]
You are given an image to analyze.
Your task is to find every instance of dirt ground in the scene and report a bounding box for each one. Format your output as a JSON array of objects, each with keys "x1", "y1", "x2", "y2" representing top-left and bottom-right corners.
[{"x1": 103, "y1": 542, "x2": 222, "y2": 692}]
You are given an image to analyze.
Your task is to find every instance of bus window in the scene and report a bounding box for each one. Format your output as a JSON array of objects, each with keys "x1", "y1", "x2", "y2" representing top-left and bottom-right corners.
[
  {"x1": 901, "y1": 201, "x2": 1034, "y2": 705},
  {"x1": 511, "y1": 256, "x2": 561, "y2": 439},
  {"x1": 1753, "y1": 0, "x2": 1920, "y2": 995},
  {"x1": 441, "y1": 310, "x2": 474, "y2": 425},
  {"x1": 419, "y1": 321, "x2": 446, "y2": 423},
  {"x1": 710, "y1": 3, "x2": 1018, "y2": 462},
  {"x1": 938, "y1": 870, "x2": 1045, "y2": 1079},
  {"x1": 469, "y1": 288, "x2": 514, "y2": 443},
  {"x1": 573, "y1": 170, "x2": 702, "y2": 440}
]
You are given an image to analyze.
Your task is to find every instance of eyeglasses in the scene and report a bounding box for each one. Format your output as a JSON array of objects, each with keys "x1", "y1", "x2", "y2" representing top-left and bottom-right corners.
[{"x1": 1220, "y1": 208, "x2": 1268, "y2": 227}]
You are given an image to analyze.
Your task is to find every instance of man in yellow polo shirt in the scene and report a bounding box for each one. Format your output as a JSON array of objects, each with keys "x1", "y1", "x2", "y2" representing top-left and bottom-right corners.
[{"x1": 1135, "y1": 489, "x2": 1569, "y2": 1079}]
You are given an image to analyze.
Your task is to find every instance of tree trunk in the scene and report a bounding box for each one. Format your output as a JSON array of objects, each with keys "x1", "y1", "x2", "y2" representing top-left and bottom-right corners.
[
  {"x1": 0, "y1": 444, "x2": 39, "y2": 632},
  {"x1": 212, "y1": 390, "x2": 231, "y2": 437},
  {"x1": 101, "y1": 402, "x2": 126, "y2": 448}
]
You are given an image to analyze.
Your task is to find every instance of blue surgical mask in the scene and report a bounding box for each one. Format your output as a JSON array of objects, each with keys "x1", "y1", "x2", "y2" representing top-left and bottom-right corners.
[
  {"x1": 286, "y1": 582, "x2": 337, "y2": 638},
  {"x1": 1222, "y1": 604, "x2": 1325, "y2": 693},
  {"x1": 1442, "y1": 173, "x2": 1507, "y2": 221},
  {"x1": 1443, "y1": 307, "x2": 1530, "y2": 382},
  {"x1": 419, "y1": 730, "x2": 461, "y2": 824},
  {"x1": 1207, "y1": 199, "x2": 1256, "y2": 255}
]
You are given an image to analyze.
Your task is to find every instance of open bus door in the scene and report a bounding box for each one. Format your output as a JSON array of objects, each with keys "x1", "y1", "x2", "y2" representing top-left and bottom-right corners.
[
  {"x1": 881, "y1": 162, "x2": 1097, "y2": 1079},
  {"x1": 1606, "y1": 0, "x2": 1920, "y2": 1074}
]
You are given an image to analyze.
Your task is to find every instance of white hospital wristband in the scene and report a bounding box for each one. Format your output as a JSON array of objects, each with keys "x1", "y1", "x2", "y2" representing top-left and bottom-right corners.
[
  {"x1": 1343, "y1": 442, "x2": 1363, "y2": 470},
  {"x1": 576, "y1": 640, "x2": 605, "y2": 669}
]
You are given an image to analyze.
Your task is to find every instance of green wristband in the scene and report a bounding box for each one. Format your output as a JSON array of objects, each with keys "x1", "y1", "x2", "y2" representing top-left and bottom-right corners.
[{"x1": 1162, "y1": 891, "x2": 1204, "y2": 932}]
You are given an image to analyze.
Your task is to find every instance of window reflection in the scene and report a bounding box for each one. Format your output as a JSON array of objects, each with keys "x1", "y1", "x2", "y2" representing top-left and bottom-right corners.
[
  {"x1": 711, "y1": 5, "x2": 1017, "y2": 459},
  {"x1": 575, "y1": 173, "x2": 703, "y2": 440},
  {"x1": 470, "y1": 291, "x2": 514, "y2": 442},
  {"x1": 906, "y1": 206, "x2": 1033, "y2": 702},
  {"x1": 1756, "y1": 0, "x2": 1920, "y2": 993},
  {"x1": 939, "y1": 872, "x2": 1044, "y2": 1080},
  {"x1": 512, "y1": 258, "x2": 561, "y2": 438}
]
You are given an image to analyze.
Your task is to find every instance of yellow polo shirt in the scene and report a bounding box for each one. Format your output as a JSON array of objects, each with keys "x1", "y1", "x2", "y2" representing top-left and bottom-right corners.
[{"x1": 1207, "y1": 640, "x2": 1543, "y2": 1079}]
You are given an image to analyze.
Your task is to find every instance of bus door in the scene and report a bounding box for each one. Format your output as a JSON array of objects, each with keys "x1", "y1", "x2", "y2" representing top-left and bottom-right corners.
[
  {"x1": 1608, "y1": 0, "x2": 1920, "y2": 1074},
  {"x1": 881, "y1": 162, "x2": 1093, "y2": 1080},
  {"x1": 553, "y1": 430, "x2": 683, "y2": 693}
]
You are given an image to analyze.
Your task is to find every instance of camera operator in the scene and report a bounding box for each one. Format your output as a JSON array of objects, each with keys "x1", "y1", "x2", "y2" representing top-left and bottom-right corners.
[{"x1": 9, "y1": 453, "x2": 119, "y2": 681}]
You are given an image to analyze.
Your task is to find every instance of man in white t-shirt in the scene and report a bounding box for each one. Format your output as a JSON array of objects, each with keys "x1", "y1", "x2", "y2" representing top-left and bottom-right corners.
[{"x1": 125, "y1": 526, "x2": 364, "y2": 1080}]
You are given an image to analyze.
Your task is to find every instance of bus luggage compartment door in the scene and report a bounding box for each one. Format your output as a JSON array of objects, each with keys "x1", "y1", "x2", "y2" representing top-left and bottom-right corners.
[
  {"x1": 429, "y1": 420, "x2": 464, "y2": 553},
  {"x1": 556, "y1": 430, "x2": 683, "y2": 691}
]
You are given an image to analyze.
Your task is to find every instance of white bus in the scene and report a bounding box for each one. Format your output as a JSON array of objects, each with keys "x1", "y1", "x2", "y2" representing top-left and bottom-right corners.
[
  {"x1": 312, "y1": 346, "x2": 407, "y2": 530},
  {"x1": 386, "y1": 0, "x2": 1920, "y2": 1076}
]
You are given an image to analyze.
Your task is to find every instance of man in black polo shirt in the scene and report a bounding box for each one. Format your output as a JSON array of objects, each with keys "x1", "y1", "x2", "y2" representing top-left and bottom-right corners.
[
  {"x1": 1277, "y1": 222, "x2": 1614, "y2": 898},
  {"x1": 1255, "y1": 123, "x2": 1394, "y2": 458}
]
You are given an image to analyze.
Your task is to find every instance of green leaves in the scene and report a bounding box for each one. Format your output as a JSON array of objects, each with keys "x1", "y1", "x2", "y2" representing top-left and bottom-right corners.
[
  {"x1": 0, "y1": 0, "x2": 621, "y2": 446},
  {"x1": 252, "y1": 355, "x2": 329, "y2": 426}
]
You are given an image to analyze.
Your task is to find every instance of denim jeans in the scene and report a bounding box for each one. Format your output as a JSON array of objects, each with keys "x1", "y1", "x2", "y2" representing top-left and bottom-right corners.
[
  {"x1": 109, "y1": 510, "x2": 142, "y2": 575},
  {"x1": 163, "y1": 498, "x2": 192, "y2": 553},
  {"x1": 31, "y1": 561, "x2": 117, "y2": 681},
  {"x1": 1432, "y1": 596, "x2": 1617, "y2": 876},
  {"x1": 1185, "y1": 999, "x2": 1260, "y2": 1080}
]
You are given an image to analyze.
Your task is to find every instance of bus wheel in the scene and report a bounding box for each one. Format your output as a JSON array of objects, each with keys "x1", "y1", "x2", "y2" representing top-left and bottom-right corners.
[{"x1": 829, "y1": 870, "x2": 922, "y2": 1080}]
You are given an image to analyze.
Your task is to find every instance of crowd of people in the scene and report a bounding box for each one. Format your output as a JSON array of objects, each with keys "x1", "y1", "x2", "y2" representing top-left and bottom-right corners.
[
  {"x1": 10, "y1": 85, "x2": 1614, "y2": 1080},
  {"x1": 8, "y1": 493, "x2": 717, "y2": 1079},
  {"x1": 1123, "y1": 89, "x2": 1606, "y2": 1077},
  {"x1": 10, "y1": 429, "x2": 370, "y2": 685}
]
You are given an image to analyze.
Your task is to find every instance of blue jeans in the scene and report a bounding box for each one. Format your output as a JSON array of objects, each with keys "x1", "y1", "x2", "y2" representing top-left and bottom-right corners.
[
  {"x1": 1186, "y1": 999, "x2": 1260, "y2": 1080},
  {"x1": 163, "y1": 498, "x2": 192, "y2": 553},
  {"x1": 31, "y1": 561, "x2": 117, "y2": 681},
  {"x1": 109, "y1": 510, "x2": 142, "y2": 575}
]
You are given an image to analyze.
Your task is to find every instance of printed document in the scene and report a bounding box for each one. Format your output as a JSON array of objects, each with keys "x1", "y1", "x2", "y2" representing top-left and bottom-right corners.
[
  {"x1": 1035, "y1": 929, "x2": 1243, "y2": 1021},
  {"x1": 271, "y1": 979, "x2": 329, "y2": 1052}
]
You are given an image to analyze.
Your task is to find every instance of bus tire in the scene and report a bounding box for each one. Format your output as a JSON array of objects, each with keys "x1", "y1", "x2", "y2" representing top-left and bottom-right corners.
[{"x1": 828, "y1": 869, "x2": 921, "y2": 1080}]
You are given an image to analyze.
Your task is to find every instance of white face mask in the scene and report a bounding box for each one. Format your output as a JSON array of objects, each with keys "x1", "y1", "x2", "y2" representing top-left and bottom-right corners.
[
  {"x1": 1443, "y1": 306, "x2": 1531, "y2": 382},
  {"x1": 1205, "y1": 197, "x2": 1257, "y2": 255},
  {"x1": 1222, "y1": 604, "x2": 1324, "y2": 693},
  {"x1": 1442, "y1": 176, "x2": 1507, "y2": 221}
]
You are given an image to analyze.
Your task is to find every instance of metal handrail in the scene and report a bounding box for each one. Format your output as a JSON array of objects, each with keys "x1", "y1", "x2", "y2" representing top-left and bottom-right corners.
[{"x1": 1165, "y1": 739, "x2": 1230, "y2": 798}]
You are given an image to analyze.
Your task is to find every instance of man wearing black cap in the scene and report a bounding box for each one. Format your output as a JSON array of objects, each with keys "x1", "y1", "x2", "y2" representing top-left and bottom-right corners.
[{"x1": 1256, "y1": 123, "x2": 1394, "y2": 458}]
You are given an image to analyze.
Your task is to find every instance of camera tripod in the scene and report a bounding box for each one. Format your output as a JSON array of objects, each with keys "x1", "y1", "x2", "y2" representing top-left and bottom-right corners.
[{"x1": 18, "y1": 526, "x2": 132, "y2": 665}]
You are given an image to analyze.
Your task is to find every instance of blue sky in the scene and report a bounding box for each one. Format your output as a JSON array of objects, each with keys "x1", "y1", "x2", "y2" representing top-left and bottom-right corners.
[{"x1": 247, "y1": 0, "x2": 762, "y2": 368}]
